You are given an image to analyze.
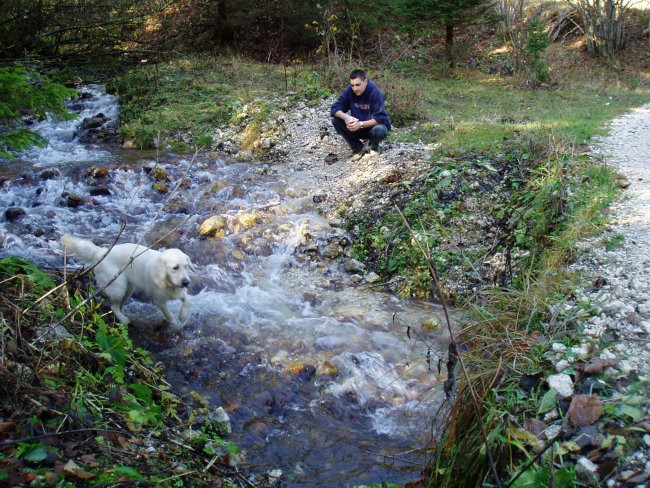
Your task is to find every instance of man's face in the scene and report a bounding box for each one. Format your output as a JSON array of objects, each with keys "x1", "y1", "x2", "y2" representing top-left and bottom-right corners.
[{"x1": 350, "y1": 77, "x2": 368, "y2": 97}]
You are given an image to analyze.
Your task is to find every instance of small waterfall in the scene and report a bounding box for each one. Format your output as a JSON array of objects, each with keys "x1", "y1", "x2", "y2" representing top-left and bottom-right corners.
[{"x1": 15, "y1": 84, "x2": 119, "y2": 168}]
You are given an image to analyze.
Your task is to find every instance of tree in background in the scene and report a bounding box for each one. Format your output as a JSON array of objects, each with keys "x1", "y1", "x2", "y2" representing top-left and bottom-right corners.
[
  {"x1": 395, "y1": 0, "x2": 496, "y2": 67},
  {"x1": 0, "y1": 0, "x2": 160, "y2": 62},
  {"x1": 497, "y1": 0, "x2": 527, "y2": 74},
  {"x1": 0, "y1": 65, "x2": 76, "y2": 158},
  {"x1": 568, "y1": 0, "x2": 633, "y2": 58}
]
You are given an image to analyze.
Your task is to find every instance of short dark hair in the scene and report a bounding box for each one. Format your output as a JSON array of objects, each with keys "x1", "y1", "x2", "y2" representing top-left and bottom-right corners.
[{"x1": 349, "y1": 69, "x2": 366, "y2": 80}]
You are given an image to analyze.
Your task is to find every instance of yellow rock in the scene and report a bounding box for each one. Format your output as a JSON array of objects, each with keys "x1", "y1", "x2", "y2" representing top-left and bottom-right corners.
[
  {"x1": 198, "y1": 215, "x2": 228, "y2": 236},
  {"x1": 237, "y1": 213, "x2": 257, "y2": 227},
  {"x1": 421, "y1": 317, "x2": 441, "y2": 332},
  {"x1": 231, "y1": 250, "x2": 247, "y2": 261}
]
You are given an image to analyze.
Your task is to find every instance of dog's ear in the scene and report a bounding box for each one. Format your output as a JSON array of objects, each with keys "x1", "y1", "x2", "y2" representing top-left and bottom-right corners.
[{"x1": 186, "y1": 256, "x2": 196, "y2": 272}]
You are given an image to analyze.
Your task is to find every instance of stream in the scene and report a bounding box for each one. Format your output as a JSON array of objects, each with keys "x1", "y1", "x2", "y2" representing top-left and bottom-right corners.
[{"x1": 0, "y1": 86, "x2": 452, "y2": 487}]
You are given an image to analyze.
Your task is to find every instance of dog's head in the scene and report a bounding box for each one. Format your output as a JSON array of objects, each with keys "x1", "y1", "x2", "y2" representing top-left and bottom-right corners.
[{"x1": 161, "y1": 249, "x2": 195, "y2": 289}]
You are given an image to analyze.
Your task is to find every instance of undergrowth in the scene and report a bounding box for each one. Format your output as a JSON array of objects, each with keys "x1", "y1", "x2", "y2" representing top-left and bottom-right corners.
[
  {"x1": 425, "y1": 150, "x2": 626, "y2": 487},
  {"x1": 0, "y1": 257, "x2": 241, "y2": 487}
]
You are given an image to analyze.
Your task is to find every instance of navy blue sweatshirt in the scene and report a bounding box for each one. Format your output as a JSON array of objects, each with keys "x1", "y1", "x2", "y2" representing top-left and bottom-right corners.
[{"x1": 330, "y1": 80, "x2": 391, "y2": 130}]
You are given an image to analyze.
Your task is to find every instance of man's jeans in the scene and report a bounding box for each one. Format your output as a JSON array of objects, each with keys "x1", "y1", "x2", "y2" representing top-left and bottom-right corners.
[{"x1": 332, "y1": 117, "x2": 389, "y2": 153}]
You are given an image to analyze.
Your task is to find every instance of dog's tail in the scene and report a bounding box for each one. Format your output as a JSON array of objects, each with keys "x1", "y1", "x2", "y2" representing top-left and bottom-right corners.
[{"x1": 60, "y1": 234, "x2": 106, "y2": 264}]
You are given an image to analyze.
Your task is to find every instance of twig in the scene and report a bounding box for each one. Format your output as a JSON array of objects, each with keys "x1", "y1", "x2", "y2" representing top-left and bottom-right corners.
[{"x1": 358, "y1": 447, "x2": 428, "y2": 468}]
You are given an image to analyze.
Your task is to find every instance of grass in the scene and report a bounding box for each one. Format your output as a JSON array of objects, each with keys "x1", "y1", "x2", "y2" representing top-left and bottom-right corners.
[
  {"x1": 107, "y1": 55, "x2": 334, "y2": 151},
  {"x1": 427, "y1": 157, "x2": 623, "y2": 488},
  {"x1": 395, "y1": 70, "x2": 650, "y2": 154}
]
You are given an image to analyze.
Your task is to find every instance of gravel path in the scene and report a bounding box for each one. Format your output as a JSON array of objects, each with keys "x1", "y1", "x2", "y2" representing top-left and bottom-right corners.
[{"x1": 568, "y1": 103, "x2": 650, "y2": 486}]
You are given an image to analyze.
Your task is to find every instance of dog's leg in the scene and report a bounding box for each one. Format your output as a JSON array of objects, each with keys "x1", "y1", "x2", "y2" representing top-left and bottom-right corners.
[
  {"x1": 178, "y1": 293, "x2": 191, "y2": 323},
  {"x1": 110, "y1": 303, "x2": 131, "y2": 325},
  {"x1": 156, "y1": 300, "x2": 180, "y2": 328},
  {"x1": 103, "y1": 274, "x2": 131, "y2": 325}
]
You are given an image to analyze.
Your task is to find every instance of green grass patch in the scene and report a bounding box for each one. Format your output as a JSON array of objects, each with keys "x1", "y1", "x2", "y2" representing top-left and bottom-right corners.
[
  {"x1": 107, "y1": 55, "x2": 309, "y2": 151},
  {"x1": 394, "y1": 71, "x2": 650, "y2": 154}
]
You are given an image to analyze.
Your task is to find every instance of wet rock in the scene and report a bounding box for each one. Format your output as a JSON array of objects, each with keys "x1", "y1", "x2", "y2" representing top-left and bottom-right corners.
[
  {"x1": 302, "y1": 292, "x2": 320, "y2": 307},
  {"x1": 236, "y1": 213, "x2": 257, "y2": 228},
  {"x1": 198, "y1": 215, "x2": 228, "y2": 236},
  {"x1": 153, "y1": 182, "x2": 169, "y2": 193},
  {"x1": 65, "y1": 194, "x2": 84, "y2": 207},
  {"x1": 231, "y1": 250, "x2": 246, "y2": 261},
  {"x1": 88, "y1": 186, "x2": 111, "y2": 196},
  {"x1": 81, "y1": 113, "x2": 109, "y2": 130},
  {"x1": 40, "y1": 168, "x2": 61, "y2": 180},
  {"x1": 5, "y1": 207, "x2": 26, "y2": 221},
  {"x1": 316, "y1": 361, "x2": 339, "y2": 376},
  {"x1": 149, "y1": 167, "x2": 171, "y2": 182},
  {"x1": 90, "y1": 167, "x2": 109, "y2": 178}
]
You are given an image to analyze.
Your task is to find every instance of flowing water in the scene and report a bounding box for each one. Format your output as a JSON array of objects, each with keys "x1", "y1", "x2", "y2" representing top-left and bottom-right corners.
[{"x1": 0, "y1": 86, "x2": 452, "y2": 487}]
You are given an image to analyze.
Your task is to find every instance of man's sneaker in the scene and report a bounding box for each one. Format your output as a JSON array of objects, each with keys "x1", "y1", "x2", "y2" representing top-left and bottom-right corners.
[{"x1": 350, "y1": 149, "x2": 366, "y2": 162}]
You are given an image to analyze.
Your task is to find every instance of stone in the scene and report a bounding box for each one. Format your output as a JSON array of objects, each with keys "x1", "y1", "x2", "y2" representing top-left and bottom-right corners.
[
  {"x1": 236, "y1": 213, "x2": 257, "y2": 228},
  {"x1": 555, "y1": 359, "x2": 571, "y2": 372},
  {"x1": 88, "y1": 186, "x2": 111, "y2": 196},
  {"x1": 575, "y1": 457, "x2": 599, "y2": 485},
  {"x1": 66, "y1": 194, "x2": 84, "y2": 207},
  {"x1": 5, "y1": 207, "x2": 26, "y2": 221},
  {"x1": 547, "y1": 373, "x2": 574, "y2": 399},
  {"x1": 321, "y1": 242, "x2": 342, "y2": 259},
  {"x1": 343, "y1": 258, "x2": 365, "y2": 273},
  {"x1": 198, "y1": 215, "x2": 228, "y2": 236},
  {"x1": 205, "y1": 406, "x2": 232, "y2": 436},
  {"x1": 365, "y1": 272, "x2": 381, "y2": 284},
  {"x1": 573, "y1": 425, "x2": 604, "y2": 449}
]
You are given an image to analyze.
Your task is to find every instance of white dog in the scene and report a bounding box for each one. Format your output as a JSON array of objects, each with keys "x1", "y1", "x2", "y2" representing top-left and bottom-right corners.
[{"x1": 60, "y1": 234, "x2": 195, "y2": 328}]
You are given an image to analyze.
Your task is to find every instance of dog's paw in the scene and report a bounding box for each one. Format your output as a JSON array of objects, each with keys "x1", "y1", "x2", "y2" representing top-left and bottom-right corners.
[{"x1": 166, "y1": 320, "x2": 184, "y2": 331}]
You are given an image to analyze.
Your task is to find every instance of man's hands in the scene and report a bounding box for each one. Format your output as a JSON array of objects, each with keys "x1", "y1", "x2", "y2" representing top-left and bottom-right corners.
[
  {"x1": 345, "y1": 115, "x2": 362, "y2": 132},
  {"x1": 334, "y1": 110, "x2": 371, "y2": 132}
]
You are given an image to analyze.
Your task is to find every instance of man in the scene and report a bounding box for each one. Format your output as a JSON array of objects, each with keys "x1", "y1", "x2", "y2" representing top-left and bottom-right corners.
[{"x1": 330, "y1": 69, "x2": 391, "y2": 161}]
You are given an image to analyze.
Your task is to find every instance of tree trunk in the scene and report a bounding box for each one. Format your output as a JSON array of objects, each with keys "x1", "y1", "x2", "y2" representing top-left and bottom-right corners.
[{"x1": 445, "y1": 23, "x2": 455, "y2": 68}]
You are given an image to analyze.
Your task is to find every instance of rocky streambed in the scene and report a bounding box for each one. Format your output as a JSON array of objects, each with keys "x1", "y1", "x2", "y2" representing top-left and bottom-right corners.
[{"x1": 211, "y1": 96, "x2": 650, "y2": 486}]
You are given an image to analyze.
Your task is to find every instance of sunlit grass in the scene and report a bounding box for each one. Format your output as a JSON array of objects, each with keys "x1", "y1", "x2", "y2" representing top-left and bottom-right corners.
[{"x1": 393, "y1": 69, "x2": 650, "y2": 153}]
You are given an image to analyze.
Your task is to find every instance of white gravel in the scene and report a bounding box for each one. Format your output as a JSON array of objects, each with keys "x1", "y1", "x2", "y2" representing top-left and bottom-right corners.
[
  {"x1": 570, "y1": 103, "x2": 650, "y2": 483},
  {"x1": 576, "y1": 104, "x2": 650, "y2": 379}
]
